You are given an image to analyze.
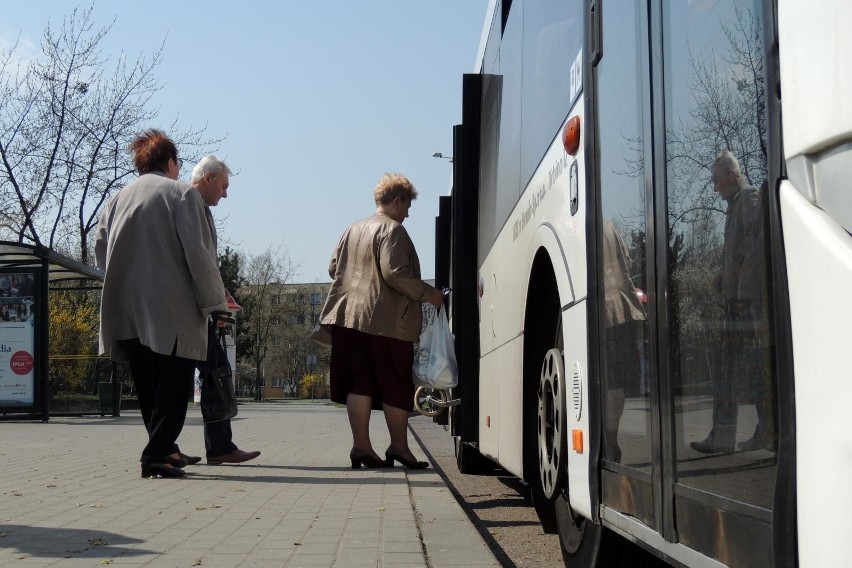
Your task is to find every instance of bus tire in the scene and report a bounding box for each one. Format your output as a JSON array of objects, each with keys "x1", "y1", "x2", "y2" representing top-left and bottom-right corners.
[
  {"x1": 556, "y1": 500, "x2": 665, "y2": 568},
  {"x1": 555, "y1": 496, "x2": 603, "y2": 565},
  {"x1": 525, "y1": 347, "x2": 559, "y2": 533},
  {"x1": 523, "y1": 258, "x2": 562, "y2": 534}
]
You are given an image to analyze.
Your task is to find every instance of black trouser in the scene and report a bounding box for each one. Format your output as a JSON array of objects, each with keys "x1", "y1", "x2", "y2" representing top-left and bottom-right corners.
[
  {"x1": 204, "y1": 419, "x2": 238, "y2": 457},
  {"x1": 122, "y1": 339, "x2": 195, "y2": 463}
]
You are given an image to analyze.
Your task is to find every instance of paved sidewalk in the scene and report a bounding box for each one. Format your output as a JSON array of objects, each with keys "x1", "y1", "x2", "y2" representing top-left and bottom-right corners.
[{"x1": 0, "y1": 402, "x2": 498, "y2": 567}]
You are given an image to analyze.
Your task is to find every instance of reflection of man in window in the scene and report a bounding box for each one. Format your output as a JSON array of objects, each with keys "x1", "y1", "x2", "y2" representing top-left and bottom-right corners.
[{"x1": 691, "y1": 150, "x2": 774, "y2": 454}]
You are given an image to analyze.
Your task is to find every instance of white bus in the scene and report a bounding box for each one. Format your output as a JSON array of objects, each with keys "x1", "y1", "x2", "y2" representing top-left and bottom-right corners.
[{"x1": 434, "y1": 1, "x2": 852, "y2": 566}]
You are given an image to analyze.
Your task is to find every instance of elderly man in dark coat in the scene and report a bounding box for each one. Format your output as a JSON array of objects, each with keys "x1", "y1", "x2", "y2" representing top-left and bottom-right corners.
[{"x1": 185, "y1": 155, "x2": 260, "y2": 466}]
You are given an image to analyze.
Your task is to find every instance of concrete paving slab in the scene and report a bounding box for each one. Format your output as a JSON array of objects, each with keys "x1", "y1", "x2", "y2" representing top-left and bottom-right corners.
[{"x1": 1, "y1": 402, "x2": 498, "y2": 567}]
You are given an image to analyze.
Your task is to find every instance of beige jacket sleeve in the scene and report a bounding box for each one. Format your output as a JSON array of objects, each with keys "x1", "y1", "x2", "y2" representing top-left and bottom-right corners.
[{"x1": 379, "y1": 224, "x2": 434, "y2": 302}]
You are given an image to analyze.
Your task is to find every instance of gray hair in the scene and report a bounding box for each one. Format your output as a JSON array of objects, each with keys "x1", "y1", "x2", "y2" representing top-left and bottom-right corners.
[
  {"x1": 712, "y1": 150, "x2": 742, "y2": 178},
  {"x1": 191, "y1": 155, "x2": 232, "y2": 184}
]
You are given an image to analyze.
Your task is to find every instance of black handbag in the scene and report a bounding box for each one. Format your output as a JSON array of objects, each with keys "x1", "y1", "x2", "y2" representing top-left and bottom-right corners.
[{"x1": 199, "y1": 313, "x2": 238, "y2": 423}]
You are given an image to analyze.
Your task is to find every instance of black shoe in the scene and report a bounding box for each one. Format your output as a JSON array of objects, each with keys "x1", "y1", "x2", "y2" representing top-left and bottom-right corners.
[
  {"x1": 164, "y1": 454, "x2": 189, "y2": 468},
  {"x1": 690, "y1": 438, "x2": 735, "y2": 455},
  {"x1": 384, "y1": 451, "x2": 429, "y2": 470},
  {"x1": 350, "y1": 448, "x2": 388, "y2": 469},
  {"x1": 141, "y1": 462, "x2": 186, "y2": 478},
  {"x1": 178, "y1": 452, "x2": 202, "y2": 466}
]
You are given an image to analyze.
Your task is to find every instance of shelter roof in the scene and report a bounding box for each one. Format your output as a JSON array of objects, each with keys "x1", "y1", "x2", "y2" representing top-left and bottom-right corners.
[{"x1": 0, "y1": 241, "x2": 103, "y2": 288}]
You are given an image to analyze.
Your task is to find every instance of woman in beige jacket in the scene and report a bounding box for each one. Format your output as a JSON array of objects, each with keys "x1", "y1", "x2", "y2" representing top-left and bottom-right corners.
[{"x1": 319, "y1": 173, "x2": 444, "y2": 469}]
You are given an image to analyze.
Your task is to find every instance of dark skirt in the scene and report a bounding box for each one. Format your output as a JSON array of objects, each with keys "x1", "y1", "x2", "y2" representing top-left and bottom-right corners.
[
  {"x1": 330, "y1": 325, "x2": 415, "y2": 411},
  {"x1": 604, "y1": 321, "x2": 642, "y2": 390}
]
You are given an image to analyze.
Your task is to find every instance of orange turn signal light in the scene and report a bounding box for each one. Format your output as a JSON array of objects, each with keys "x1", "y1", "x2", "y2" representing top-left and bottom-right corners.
[
  {"x1": 572, "y1": 429, "x2": 584, "y2": 453},
  {"x1": 562, "y1": 115, "x2": 581, "y2": 156}
]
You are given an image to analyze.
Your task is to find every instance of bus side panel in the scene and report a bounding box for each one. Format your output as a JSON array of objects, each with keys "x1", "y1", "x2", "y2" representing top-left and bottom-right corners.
[
  {"x1": 476, "y1": 251, "x2": 525, "y2": 476},
  {"x1": 780, "y1": 182, "x2": 852, "y2": 568},
  {"x1": 481, "y1": 108, "x2": 586, "y2": 481},
  {"x1": 524, "y1": 110, "x2": 590, "y2": 517},
  {"x1": 562, "y1": 302, "x2": 592, "y2": 520},
  {"x1": 496, "y1": 337, "x2": 524, "y2": 475},
  {"x1": 477, "y1": 347, "x2": 500, "y2": 462}
]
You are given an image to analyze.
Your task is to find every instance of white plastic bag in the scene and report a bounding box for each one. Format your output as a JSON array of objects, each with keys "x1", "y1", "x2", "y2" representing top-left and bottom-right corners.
[{"x1": 413, "y1": 306, "x2": 459, "y2": 389}]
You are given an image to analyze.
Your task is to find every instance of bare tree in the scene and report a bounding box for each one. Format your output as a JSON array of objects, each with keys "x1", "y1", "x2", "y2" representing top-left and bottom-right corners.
[
  {"x1": 615, "y1": 7, "x2": 765, "y2": 240},
  {"x1": 665, "y1": 6, "x2": 766, "y2": 238},
  {"x1": 239, "y1": 243, "x2": 298, "y2": 401},
  {"x1": 664, "y1": 7, "x2": 767, "y2": 386},
  {"x1": 0, "y1": 4, "x2": 221, "y2": 262},
  {"x1": 608, "y1": 8, "x2": 767, "y2": 387},
  {"x1": 267, "y1": 327, "x2": 314, "y2": 398}
]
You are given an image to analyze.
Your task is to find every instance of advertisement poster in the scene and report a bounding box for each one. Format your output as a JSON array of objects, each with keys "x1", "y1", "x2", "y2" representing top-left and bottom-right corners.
[{"x1": 0, "y1": 272, "x2": 36, "y2": 407}]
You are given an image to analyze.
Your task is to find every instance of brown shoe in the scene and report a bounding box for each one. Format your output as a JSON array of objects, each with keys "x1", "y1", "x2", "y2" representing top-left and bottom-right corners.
[{"x1": 207, "y1": 449, "x2": 261, "y2": 465}]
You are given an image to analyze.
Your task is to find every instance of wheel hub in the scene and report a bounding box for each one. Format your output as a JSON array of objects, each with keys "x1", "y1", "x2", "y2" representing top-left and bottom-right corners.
[{"x1": 538, "y1": 347, "x2": 566, "y2": 499}]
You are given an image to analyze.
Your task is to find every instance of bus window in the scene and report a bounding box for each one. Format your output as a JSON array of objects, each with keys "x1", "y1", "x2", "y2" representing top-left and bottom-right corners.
[
  {"x1": 520, "y1": 0, "x2": 582, "y2": 181},
  {"x1": 662, "y1": 0, "x2": 777, "y2": 510},
  {"x1": 596, "y1": 0, "x2": 651, "y2": 472}
]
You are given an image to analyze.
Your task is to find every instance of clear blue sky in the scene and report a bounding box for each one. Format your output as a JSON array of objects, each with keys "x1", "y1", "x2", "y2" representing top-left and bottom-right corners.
[{"x1": 1, "y1": 1, "x2": 489, "y2": 282}]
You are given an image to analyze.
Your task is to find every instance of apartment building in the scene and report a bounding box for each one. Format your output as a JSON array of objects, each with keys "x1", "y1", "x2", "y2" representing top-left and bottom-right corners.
[{"x1": 238, "y1": 281, "x2": 331, "y2": 399}]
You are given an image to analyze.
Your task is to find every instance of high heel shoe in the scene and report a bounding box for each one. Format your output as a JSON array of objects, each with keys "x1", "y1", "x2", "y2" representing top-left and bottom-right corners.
[
  {"x1": 384, "y1": 451, "x2": 429, "y2": 470},
  {"x1": 350, "y1": 448, "x2": 387, "y2": 469},
  {"x1": 141, "y1": 462, "x2": 186, "y2": 478}
]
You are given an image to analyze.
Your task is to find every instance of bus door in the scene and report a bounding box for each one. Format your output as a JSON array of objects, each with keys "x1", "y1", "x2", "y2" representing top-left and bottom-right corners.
[{"x1": 593, "y1": 1, "x2": 779, "y2": 565}]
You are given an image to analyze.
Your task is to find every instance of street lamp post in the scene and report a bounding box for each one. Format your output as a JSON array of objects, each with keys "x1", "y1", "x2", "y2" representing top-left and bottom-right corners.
[{"x1": 432, "y1": 152, "x2": 454, "y2": 163}]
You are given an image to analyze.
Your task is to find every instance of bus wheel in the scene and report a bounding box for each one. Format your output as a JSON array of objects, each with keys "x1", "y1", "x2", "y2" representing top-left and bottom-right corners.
[
  {"x1": 554, "y1": 495, "x2": 616, "y2": 568},
  {"x1": 555, "y1": 495, "x2": 602, "y2": 565},
  {"x1": 538, "y1": 347, "x2": 567, "y2": 499},
  {"x1": 556, "y1": 498, "x2": 652, "y2": 567}
]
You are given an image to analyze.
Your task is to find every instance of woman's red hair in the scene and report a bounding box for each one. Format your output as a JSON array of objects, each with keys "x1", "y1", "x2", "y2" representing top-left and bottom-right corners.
[{"x1": 128, "y1": 129, "x2": 177, "y2": 175}]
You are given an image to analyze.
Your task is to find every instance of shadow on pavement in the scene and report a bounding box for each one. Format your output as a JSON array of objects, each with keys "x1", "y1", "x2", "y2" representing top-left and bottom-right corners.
[
  {"x1": 0, "y1": 525, "x2": 154, "y2": 559},
  {"x1": 181, "y1": 472, "x2": 411, "y2": 485}
]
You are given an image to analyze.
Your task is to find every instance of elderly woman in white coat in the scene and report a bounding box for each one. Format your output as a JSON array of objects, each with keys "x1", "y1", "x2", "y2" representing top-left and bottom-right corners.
[{"x1": 96, "y1": 129, "x2": 228, "y2": 478}]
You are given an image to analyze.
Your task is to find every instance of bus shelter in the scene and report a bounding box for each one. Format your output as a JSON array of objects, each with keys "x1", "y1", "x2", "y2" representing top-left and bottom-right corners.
[{"x1": 0, "y1": 242, "x2": 103, "y2": 422}]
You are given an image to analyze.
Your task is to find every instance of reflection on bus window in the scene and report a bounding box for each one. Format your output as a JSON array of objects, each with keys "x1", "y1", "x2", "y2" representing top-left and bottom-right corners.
[
  {"x1": 663, "y1": 0, "x2": 777, "y2": 509},
  {"x1": 601, "y1": 221, "x2": 647, "y2": 464},
  {"x1": 596, "y1": 0, "x2": 650, "y2": 469}
]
